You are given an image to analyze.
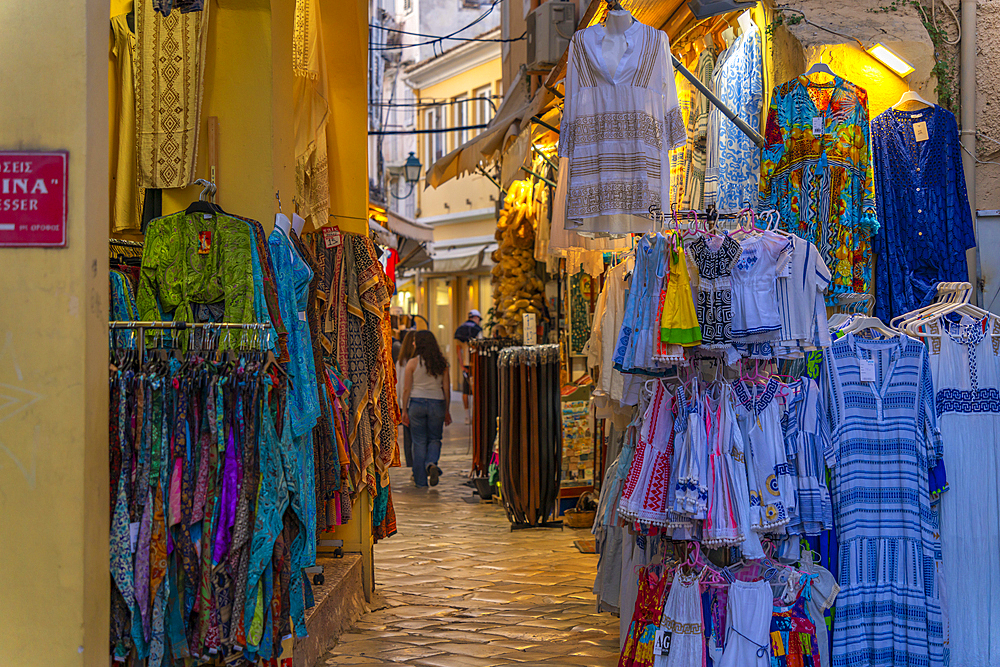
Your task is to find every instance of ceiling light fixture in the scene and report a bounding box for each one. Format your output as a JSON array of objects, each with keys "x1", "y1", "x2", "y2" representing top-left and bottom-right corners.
[{"x1": 866, "y1": 43, "x2": 915, "y2": 77}]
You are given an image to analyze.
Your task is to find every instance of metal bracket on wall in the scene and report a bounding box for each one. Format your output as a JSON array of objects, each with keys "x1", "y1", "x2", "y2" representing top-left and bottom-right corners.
[{"x1": 671, "y1": 54, "x2": 765, "y2": 148}]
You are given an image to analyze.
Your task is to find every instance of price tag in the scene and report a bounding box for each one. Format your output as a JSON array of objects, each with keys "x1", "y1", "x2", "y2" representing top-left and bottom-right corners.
[
  {"x1": 812, "y1": 117, "x2": 824, "y2": 136},
  {"x1": 913, "y1": 121, "x2": 929, "y2": 142},
  {"x1": 323, "y1": 225, "x2": 342, "y2": 248},
  {"x1": 198, "y1": 230, "x2": 212, "y2": 254},
  {"x1": 859, "y1": 358, "x2": 876, "y2": 383},
  {"x1": 654, "y1": 628, "x2": 673, "y2": 656},
  {"x1": 523, "y1": 313, "x2": 537, "y2": 345},
  {"x1": 130, "y1": 521, "x2": 141, "y2": 553}
]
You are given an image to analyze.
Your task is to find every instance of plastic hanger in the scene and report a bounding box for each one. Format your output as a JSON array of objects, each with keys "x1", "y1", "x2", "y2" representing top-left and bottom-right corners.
[
  {"x1": 893, "y1": 90, "x2": 933, "y2": 111},
  {"x1": 804, "y1": 48, "x2": 835, "y2": 79}
]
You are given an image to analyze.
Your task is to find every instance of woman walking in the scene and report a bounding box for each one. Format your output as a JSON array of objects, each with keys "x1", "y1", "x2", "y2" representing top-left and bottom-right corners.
[
  {"x1": 396, "y1": 330, "x2": 416, "y2": 468},
  {"x1": 400, "y1": 331, "x2": 452, "y2": 487}
]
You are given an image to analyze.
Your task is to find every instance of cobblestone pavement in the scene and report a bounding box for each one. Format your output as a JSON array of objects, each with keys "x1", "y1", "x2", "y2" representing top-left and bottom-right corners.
[{"x1": 322, "y1": 404, "x2": 619, "y2": 666}]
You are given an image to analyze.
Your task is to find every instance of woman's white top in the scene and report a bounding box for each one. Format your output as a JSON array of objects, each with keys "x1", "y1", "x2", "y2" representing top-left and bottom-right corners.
[{"x1": 410, "y1": 356, "x2": 445, "y2": 401}]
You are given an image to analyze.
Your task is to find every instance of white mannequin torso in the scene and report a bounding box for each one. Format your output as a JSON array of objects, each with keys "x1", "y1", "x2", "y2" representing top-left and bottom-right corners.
[{"x1": 602, "y1": 10, "x2": 633, "y2": 79}]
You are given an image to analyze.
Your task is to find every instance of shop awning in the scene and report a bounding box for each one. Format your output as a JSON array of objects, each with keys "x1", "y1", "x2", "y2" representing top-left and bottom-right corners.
[
  {"x1": 385, "y1": 209, "x2": 433, "y2": 242},
  {"x1": 427, "y1": 235, "x2": 498, "y2": 273},
  {"x1": 369, "y1": 220, "x2": 397, "y2": 247},
  {"x1": 425, "y1": 70, "x2": 556, "y2": 189}
]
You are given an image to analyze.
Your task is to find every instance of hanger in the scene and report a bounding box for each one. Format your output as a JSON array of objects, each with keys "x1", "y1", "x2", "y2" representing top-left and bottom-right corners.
[
  {"x1": 185, "y1": 178, "x2": 224, "y2": 215},
  {"x1": 804, "y1": 47, "x2": 836, "y2": 79},
  {"x1": 893, "y1": 89, "x2": 933, "y2": 111},
  {"x1": 838, "y1": 314, "x2": 900, "y2": 339}
]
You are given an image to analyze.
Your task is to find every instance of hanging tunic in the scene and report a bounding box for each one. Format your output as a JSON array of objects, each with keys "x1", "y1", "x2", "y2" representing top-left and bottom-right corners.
[
  {"x1": 704, "y1": 25, "x2": 763, "y2": 213},
  {"x1": 561, "y1": 21, "x2": 686, "y2": 235},
  {"x1": 760, "y1": 75, "x2": 878, "y2": 298},
  {"x1": 718, "y1": 579, "x2": 772, "y2": 667},
  {"x1": 619, "y1": 568, "x2": 668, "y2": 667},
  {"x1": 781, "y1": 377, "x2": 833, "y2": 536},
  {"x1": 871, "y1": 105, "x2": 976, "y2": 322},
  {"x1": 660, "y1": 243, "x2": 702, "y2": 346},
  {"x1": 928, "y1": 315, "x2": 1000, "y2": 667},
  {"x1": 823, "y1": 334, "x2": 944, "y2": 667},
  {"x1": 690, "y1": 235, "x2": 742, "y2": 349},
  {"x1": 730, "y1": 232, "x2": 792, "y2": 344},
  {"x1": 683, "y1": 46, "x2": 716, "y2": 210}
]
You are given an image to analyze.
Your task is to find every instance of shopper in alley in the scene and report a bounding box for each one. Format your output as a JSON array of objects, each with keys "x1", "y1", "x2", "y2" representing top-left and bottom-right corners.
[
  {"x1": 400, "y1": 330, "x2": 451, "y2": 487},
  {"x1": 454, "y1": 309, "x2": 484, "y2": 424}
]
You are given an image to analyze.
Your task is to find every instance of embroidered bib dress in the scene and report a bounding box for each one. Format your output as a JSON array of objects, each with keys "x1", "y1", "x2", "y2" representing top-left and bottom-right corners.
[
  {"x1": 929, "y1": 315, "x2": 1000, "y2": 667},
  {"x1": 690, "y1": 235, "x2": 742, "y2": 349}
]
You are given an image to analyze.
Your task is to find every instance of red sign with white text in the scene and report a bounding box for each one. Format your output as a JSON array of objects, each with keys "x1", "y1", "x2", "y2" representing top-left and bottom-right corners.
[{"x1": 0, "y1": 152, "x2": 68, "y2": 247}]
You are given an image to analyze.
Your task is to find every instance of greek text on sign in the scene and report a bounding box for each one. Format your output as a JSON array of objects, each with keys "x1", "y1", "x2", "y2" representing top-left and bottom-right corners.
[{"x1": 0, "y1": 152, "x2": 68, "y2": 247}]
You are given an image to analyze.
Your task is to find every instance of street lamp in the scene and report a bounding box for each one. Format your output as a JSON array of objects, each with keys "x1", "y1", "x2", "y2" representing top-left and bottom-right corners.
[
  {"x1": 404, "y1": 152, "x2": 422, "y2": 184},
  {"x1": 392, "y1": 152, "x2": 423, "y2": 200}
]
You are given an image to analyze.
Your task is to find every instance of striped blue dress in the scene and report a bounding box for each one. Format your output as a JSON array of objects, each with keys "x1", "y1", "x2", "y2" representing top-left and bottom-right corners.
[{"x1": 822, "y1": 333, "x2": 944, "y2": 667}]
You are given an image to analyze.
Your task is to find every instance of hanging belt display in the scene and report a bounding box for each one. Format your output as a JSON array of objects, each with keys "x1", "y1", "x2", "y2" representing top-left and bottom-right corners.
[
  {"x1": 498, "y1": 344, "x2": 563, "y2": 529},
  {"x1": 469, "y1": 337, "x2": 519, "y2": 477}
]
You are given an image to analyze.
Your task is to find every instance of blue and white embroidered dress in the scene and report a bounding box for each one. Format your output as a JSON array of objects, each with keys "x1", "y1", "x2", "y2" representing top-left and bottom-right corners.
[
  {"x1": 822, "y1": 333, "x2": 944, "y2": 667},
  {"x1": 929, "y1": 315, "x2": 1000, "y2": 667},
  {"x1": 704, "y1": 24, "x2": 763, "y2": 213}
]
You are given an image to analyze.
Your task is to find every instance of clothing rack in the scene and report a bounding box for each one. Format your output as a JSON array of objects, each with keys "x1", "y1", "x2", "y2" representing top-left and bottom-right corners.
[{"x1": 498, "y1": 344, "x2": 563, "y2": 529}]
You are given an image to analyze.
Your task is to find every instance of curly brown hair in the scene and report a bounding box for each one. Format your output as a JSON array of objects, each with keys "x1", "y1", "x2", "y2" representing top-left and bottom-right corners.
[{"x1": 413, "y1": 330, "x2": 448, "y2": 377}]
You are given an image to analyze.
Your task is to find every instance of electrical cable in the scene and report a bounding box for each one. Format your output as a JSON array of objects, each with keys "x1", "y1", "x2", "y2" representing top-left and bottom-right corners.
[
  {"x1": 371, "y1": 24, "x2": 526, "y2": 43},
  {"x1": 369, "y1": 0, "x2": 521, "y2": 51},
  {"x1": 962, "y1": 143, "x2": 1000, "y2": 167}
]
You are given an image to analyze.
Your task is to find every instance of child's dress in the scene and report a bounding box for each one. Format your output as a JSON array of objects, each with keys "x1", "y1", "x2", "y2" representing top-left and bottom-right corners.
[
  {"x1": 661, "y1": 243, "x2": 702, "y2": 346},
  {"x1": 690, "y1": 235, "x2": 742, "y2": 349},
  {"x1": 730, "y1": 231, "x2": 792, "y2": 343},
  {"x1": 619, "y1": 568, "x2": 668, "y2": 667}
]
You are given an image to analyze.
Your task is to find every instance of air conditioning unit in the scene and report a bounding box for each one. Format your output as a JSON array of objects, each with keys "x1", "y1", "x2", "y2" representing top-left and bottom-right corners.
[{"x1": 526, "y1": 0, "x2": 577, "y2": 71}]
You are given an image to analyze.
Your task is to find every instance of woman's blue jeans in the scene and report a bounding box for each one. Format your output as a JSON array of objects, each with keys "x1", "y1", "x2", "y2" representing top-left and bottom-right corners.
[{"x1": 408, "y1": 397, "x2": 445, "y2": 487}]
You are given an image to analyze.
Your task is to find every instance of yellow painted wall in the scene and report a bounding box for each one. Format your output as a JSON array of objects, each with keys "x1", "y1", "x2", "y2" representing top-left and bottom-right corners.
[
  {"x1": 0, "y1": 0, "x2": 110, "y2": 665},
  {"x1": 416, "y1": 58, "x2": 502, "y2": 220},
  {"x1": 432, "y1": 217, "x2": 497, "y2": 242},
  {"x1": 322, "y1": 0, "x2": 369, "y2": 235}
]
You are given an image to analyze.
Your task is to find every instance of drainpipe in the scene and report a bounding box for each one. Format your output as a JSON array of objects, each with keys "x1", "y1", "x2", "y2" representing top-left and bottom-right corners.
[{"x1": 960, "y1": 0, "x2": 980, "y2": 302}]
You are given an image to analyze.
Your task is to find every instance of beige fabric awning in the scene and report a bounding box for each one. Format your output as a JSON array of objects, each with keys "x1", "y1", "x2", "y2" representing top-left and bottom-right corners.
[
  {"x1": 385, "y1": 209, "x2": 433, "y2": 242},
  {"x1": 425, "y1": 71, "x2": 555, "y2": 189}
]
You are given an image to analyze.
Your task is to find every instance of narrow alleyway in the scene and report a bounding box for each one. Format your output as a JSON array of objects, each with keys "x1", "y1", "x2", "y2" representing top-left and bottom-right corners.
[{"x1": 321, "y1": 400, "x2": 620, "y2": 666}]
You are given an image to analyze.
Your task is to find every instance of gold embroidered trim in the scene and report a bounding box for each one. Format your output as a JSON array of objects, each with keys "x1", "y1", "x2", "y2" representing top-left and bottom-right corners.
[
  {"x1": 567, "y1": 112, "x2": 664, "y2": 152},
  {"x1": 566, "y1": 180, "x2": 660, "y2": 217}
]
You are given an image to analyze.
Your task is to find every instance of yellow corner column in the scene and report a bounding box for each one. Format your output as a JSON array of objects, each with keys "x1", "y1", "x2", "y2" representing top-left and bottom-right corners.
[
  {"x1": 321, "y1": 0, "x2": 376, "y2": 600},
  {"x1": 0, "y1": 1, "x2": 110, "y2": 666}
]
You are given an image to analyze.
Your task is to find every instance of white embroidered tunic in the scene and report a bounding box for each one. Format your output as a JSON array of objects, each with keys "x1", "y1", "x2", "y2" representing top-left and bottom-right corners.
[{"x1": 560, "y1": 21, "x2": 686, "y2": 235}]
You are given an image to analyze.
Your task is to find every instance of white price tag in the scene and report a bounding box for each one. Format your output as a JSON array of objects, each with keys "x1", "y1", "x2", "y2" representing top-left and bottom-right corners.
[
  {"x1": 130, "y1": 521, "x2": 141, "y2": 553},
  {"x1": 523, "y1": 313, "x2": 537, "y2": 345},
  {"x1": 812, "y1": 117, "x2": 824, "y2": 136},
  {"x1": 860, "y1": 358, "x2": 876, "y2": 383},
  {"x1": 913, "y1": 121, "x2": 929, "y2": 142}
]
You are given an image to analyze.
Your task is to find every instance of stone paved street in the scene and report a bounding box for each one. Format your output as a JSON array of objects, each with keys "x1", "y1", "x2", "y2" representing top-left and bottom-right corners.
[{"x1": 322, "y1": 401, "x2": 619, "y2": 666}]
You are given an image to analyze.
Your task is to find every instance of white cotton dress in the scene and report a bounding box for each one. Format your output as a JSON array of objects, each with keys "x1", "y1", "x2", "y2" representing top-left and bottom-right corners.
[
  {"x1": 718, "y1": 578, "x2": 772, "y2": 667},
  {"x1": 731, "y1": 377, "x2": 795, "y2": 532},
  {"x1": 929, "y1": 314, "x2": 1000, "y2": 667},
  {"x1": 560, "y1": 21, "x2": 687, "y2": 235},
  {"x1": 655, "y1": 571, "x2": 704, "y2": 667}
]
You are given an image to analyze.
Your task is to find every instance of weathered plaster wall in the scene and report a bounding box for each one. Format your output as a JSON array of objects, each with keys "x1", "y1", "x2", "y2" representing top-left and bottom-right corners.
[{"x1": 974, "y1": 0, "x2": 1000, "y2": 209}]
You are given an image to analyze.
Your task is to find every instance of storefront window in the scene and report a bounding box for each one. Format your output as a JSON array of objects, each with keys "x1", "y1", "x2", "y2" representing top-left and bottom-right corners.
[{"x1": 427, "y1": 277, "x2": 453, "y2": 361}]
